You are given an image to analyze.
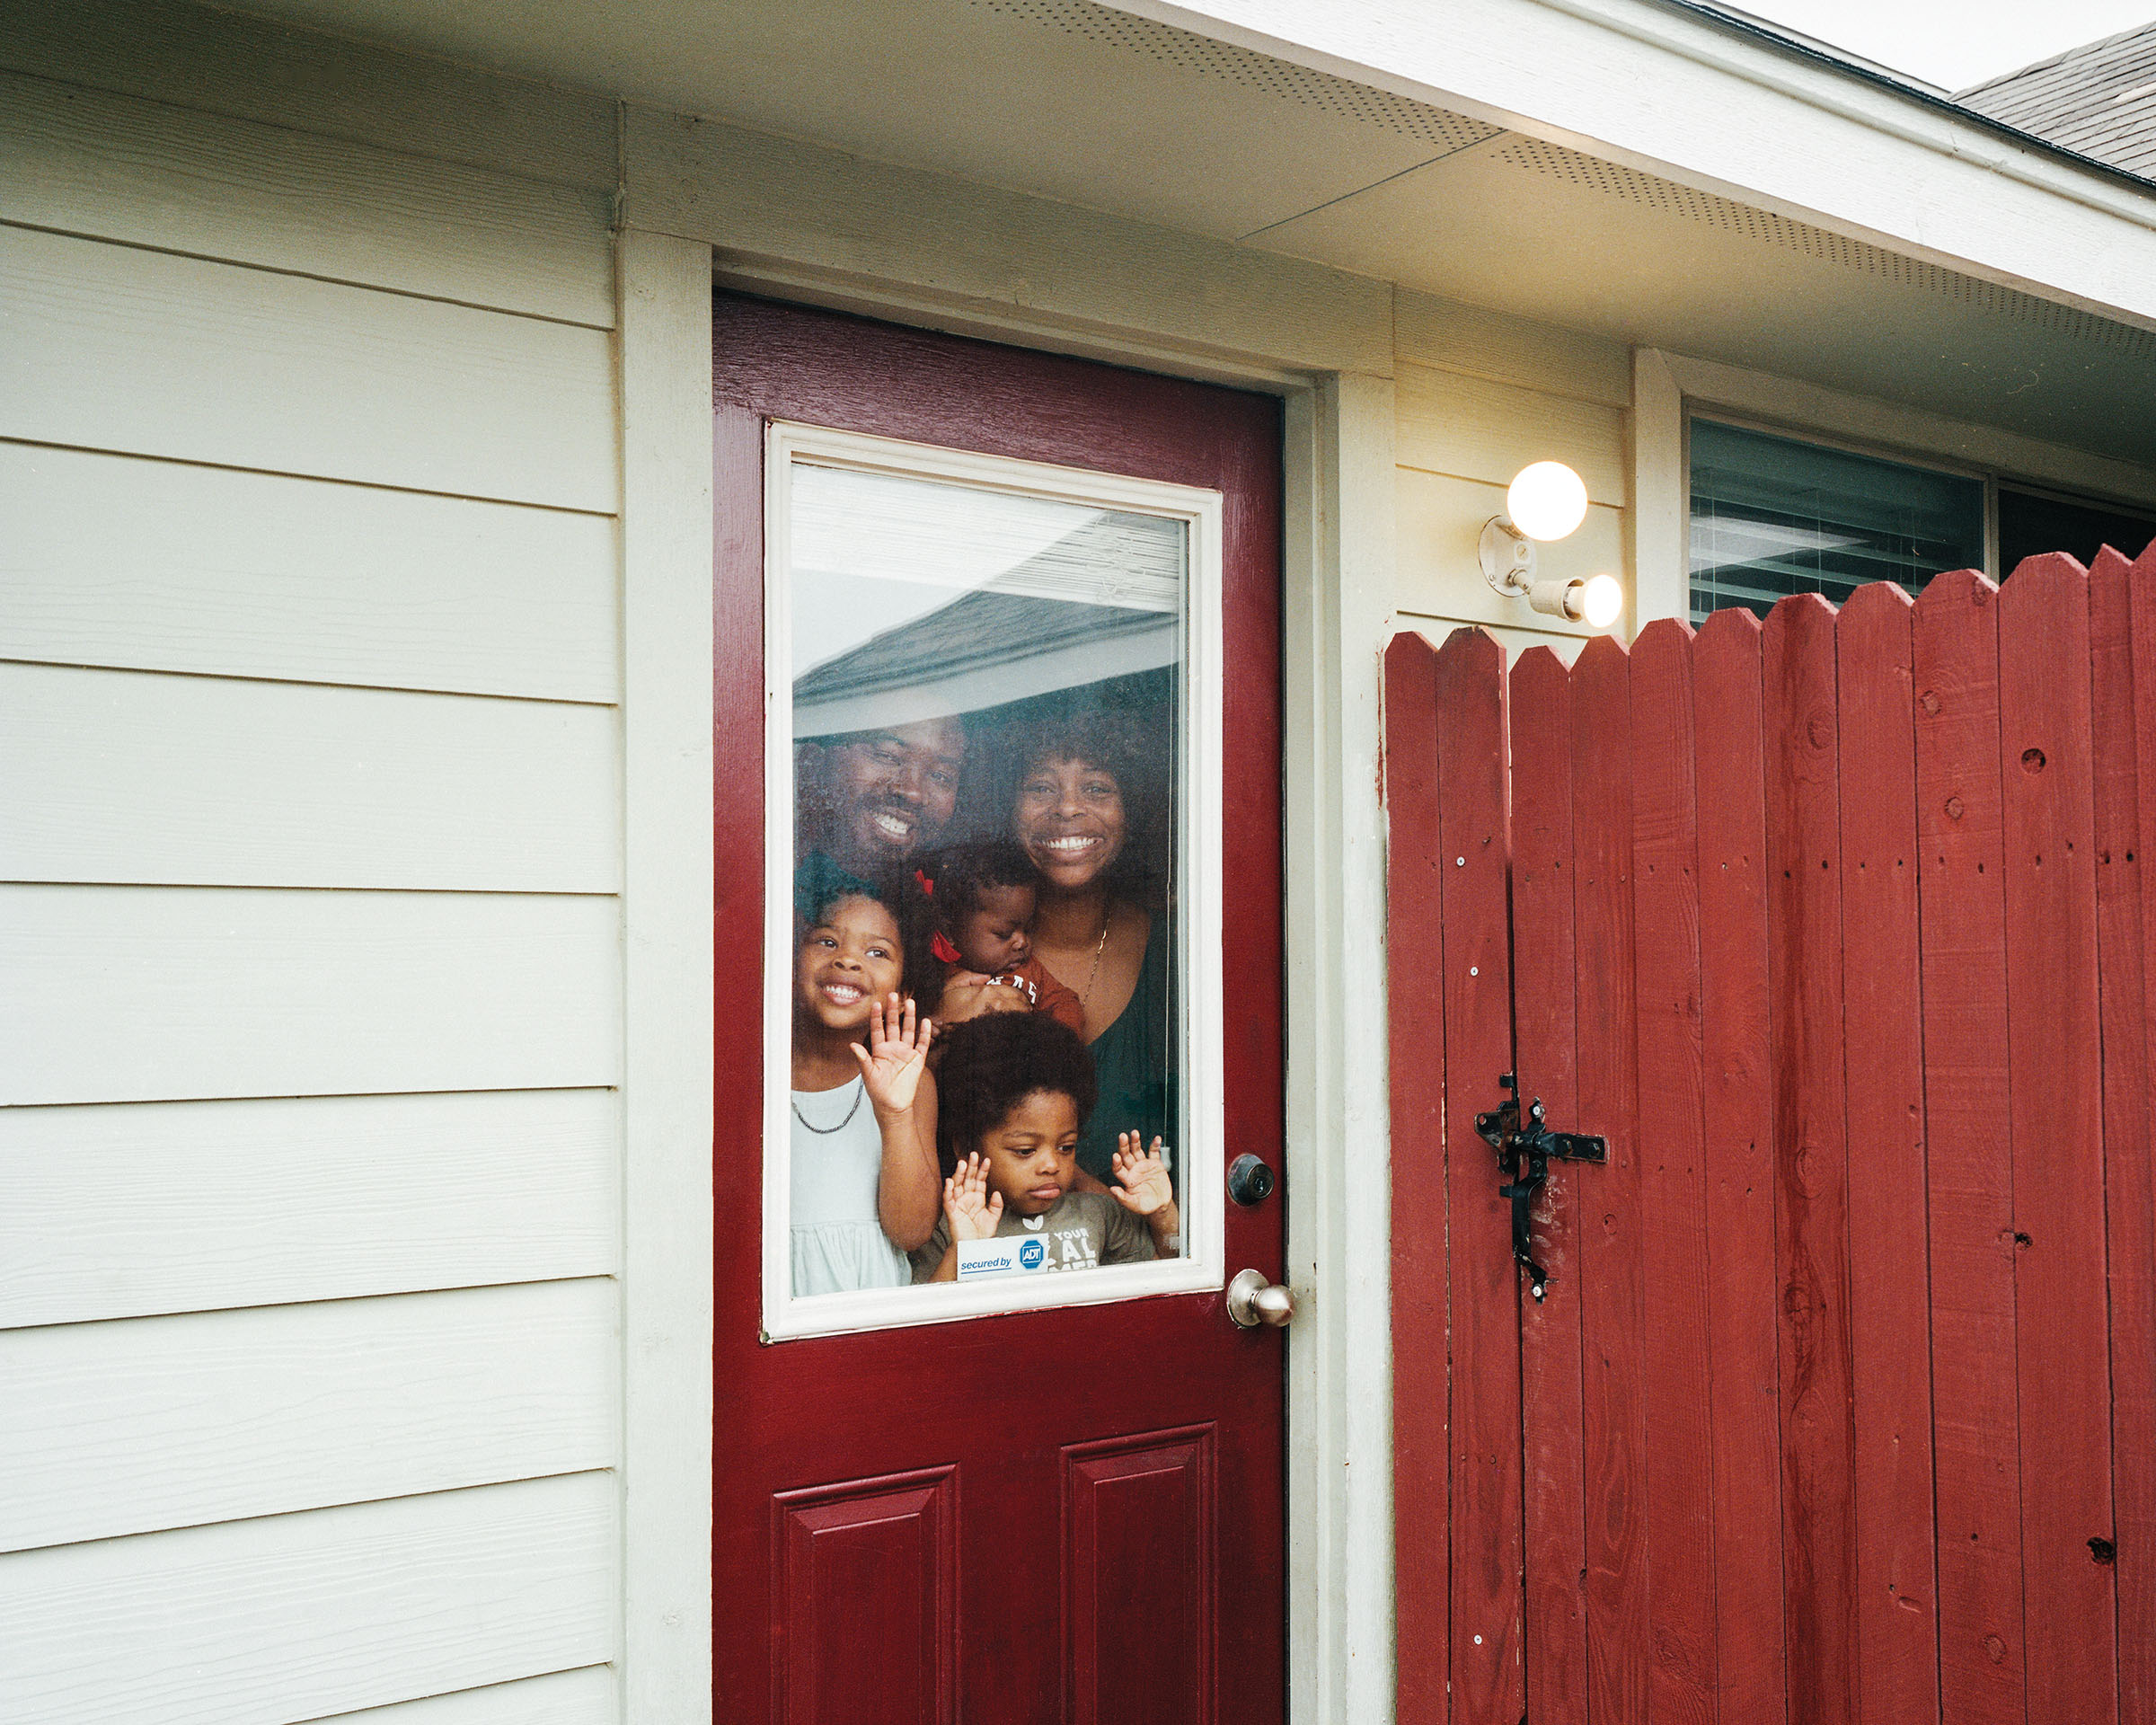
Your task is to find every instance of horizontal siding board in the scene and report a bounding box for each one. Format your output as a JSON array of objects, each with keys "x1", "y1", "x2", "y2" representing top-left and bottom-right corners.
[
  {"x1": 1, "y1": 1280, "x2": 618, "y2": 1552},
  {"x1": 1394, "y1": 360, "x2": 1630, "y2": 504},
  {"x1": 1392, "y1": 288, "x2": 1633, "y2": 407},
  {"x1": 0, "y1": 1090, "x2": 618, "y2": 1328},
  {"x1": 0, "y1": 445, "x2": 620, "y2": 701},
  {"x1": 0, "y1": 0, "x2": 617, "y2": 190},
  {"x1": 0, "y1": 1474, "x2": 617, "y2": 1725},
  {"x1": 1, "y1": 226, "x2": 618, "y2": 511},
  {"x1": 1396, "y1": 466, "x2": 1626, "y2": 633},
  {"x1": 0, "y1": 886, "x2": 622, "y2": 1106},
  {"x1": 303, "y1": 1668, "x2": 617, "y2": 1725},
  {"x1": 0, "y1": 71, "x2": 614, "y2": 326},
  {"x1": 1, "y1": 663, "x2": 622, "y2": 891}
]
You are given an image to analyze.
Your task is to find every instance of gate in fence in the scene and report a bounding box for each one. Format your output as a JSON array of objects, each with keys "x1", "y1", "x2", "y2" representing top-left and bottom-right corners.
[{"x1": 1384, "y1": 547, "x2": 2155, "y2": 1725}]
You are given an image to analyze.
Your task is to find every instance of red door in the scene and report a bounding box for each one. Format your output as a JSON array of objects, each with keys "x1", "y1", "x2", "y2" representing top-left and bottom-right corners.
[
  {"x1": 1385, "y1": 546, "x2": 2155, "y2": 1723},
  {"x1": 711, "y1": 295, "x2": 1288, "y2": 1723}
]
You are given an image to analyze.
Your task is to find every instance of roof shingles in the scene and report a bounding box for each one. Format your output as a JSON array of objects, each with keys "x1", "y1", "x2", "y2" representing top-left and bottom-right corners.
[{"x1": 1957, "y1": 19, "x2": 2156, "y2": 179}]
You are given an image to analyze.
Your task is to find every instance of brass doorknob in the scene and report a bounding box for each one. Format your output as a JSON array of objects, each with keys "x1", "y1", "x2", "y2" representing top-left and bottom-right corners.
[{"x1": 1226, "y1": 1268, "x2": 1294, "y2": 1329}]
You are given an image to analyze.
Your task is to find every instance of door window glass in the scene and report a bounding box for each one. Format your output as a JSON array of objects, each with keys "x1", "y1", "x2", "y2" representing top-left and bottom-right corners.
[{"x1": 762, "y1": 424, "x2": 1225, "y2": 1338}]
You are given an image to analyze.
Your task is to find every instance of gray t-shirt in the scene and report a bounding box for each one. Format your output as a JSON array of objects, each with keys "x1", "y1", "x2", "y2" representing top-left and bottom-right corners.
[{"x1": 910, "y1": 1189, "x2": 1156, "y2": 1282}]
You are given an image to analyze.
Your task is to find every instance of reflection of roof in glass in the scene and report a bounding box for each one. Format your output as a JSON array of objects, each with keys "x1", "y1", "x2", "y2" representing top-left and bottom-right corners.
[
  {"x1": 791, "y1": 485, "x2": 1188, "y2": 739},
  {"x1": 794, "y1": 588, "x2": 1163, "y2": 708}
]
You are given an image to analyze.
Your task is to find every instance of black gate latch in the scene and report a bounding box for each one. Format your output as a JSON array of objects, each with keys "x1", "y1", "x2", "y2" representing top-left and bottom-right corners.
[{"x1": 1473, "y1": 1074, "x2": 1606, "y2": 1304}]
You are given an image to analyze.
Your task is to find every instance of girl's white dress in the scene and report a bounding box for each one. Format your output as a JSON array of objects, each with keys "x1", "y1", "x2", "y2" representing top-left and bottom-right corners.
[{"x1": 790, "y1": 1077, "x2": 911, "y2": 1296}]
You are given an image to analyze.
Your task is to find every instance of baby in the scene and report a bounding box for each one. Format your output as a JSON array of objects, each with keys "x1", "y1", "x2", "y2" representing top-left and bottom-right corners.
[
  {"x1": 911, "y1": 1012, "x2": 1178, "y2": 1282},
  {"x1": 915, "y1": 841, "x2": 1084, "y2": 1034}
]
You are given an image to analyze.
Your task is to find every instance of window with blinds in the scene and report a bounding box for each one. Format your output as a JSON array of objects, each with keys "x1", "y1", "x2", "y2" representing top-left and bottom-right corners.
[{"x1": 1688, "y1": 419, "x2": 1985, "y2": 623}]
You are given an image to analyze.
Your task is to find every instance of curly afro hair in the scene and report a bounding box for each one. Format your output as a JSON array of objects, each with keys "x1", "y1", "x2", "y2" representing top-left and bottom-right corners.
[
  {"x1": 916, "y1": 838, "x2": 1038, "y2": 932},
  {"x1": 933, "y1": 1011, "x2": 1097, "y2": 1172}
]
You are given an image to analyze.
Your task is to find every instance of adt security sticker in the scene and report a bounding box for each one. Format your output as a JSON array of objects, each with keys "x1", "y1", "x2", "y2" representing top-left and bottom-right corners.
[{"x1": 954, "y1": 1237, "x2": 1047, "y2": 1280}]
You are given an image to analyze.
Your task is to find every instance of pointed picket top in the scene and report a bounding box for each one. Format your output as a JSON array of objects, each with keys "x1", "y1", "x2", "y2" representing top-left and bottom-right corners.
[
  {"x1": 2005, "y1": 549, "x2": 2091, "y2": 588},
  {"x1": 1763, "y1": 588, "x2": 1841, "y2": 628},
  {"x1": 2090, "y1": 543, "x2": 2135, "y2": 583},
  {"x1": 1573, "y1": 627, "x2": 1631, "y2": 679},
  {"x1": 1913, "y1": 563, "x2": 2000, "y2": 624},
  {"x1": 1510, "y1": 641, "x2": 1572, "y2": 705},
  {"x1": 1840, "y1": 577, "x2": 1916, "y2": 624},
  {"x1": 2134, "y1": 534, "x2": 2156, "y2": 580},
  {"x1": 1695, "y1": 601, "x2": 1764, "y2": 653},
  {"x1": 1384, "y1": 626, "x2": 1442, "y2": 684},
  {"x1": 1435, "y1": 621, "x2": 1507, "y2": 681},
  {"x1": 1632, "y1": 614, "x2": 1698, "y2": 657}
]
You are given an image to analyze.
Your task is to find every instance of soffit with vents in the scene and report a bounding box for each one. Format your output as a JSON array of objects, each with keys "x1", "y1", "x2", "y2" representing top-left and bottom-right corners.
[{"x1": 230, "y1": 0, "x2": 2156, "y2": 466}]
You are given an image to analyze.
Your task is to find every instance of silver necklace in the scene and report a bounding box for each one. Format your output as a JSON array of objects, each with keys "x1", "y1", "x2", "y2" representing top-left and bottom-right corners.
[{"x1": 791, "y1": 1080, "x2": 865, "y2": 1135}]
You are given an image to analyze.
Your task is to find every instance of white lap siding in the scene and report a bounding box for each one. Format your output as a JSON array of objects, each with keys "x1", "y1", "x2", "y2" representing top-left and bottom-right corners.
[{"x1": 0, "y1": 16, "x2": 625, "y2": 1722}]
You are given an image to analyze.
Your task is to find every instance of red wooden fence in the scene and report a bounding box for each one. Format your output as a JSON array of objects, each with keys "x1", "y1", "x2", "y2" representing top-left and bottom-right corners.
[{"x1": 1385, "y1": 544, "x2": 2156, "y2": 1725}]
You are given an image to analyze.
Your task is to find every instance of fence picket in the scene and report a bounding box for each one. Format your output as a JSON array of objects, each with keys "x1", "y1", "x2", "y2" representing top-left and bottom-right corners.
[
  {"x1": 1510, "y1": 645, "x2": 1590, "y2": 1725},
  {"x1": 1692, "y1": 608, "x2": 1789, "y2": 1725},
  {"x1": 1630, "y1": 620, "x2": 1718, "y2": 1725},
  {"x1": 1999, "y1": 555, "x2": 2117, "y2": 1725},
  {"x1": 1835, "y1": 581, "x2": 1942, "y2": 1724},
  {"x1": 1570, "y1": 633, "x2": 1650, "y2": 1725},
  {"x1": 1432, "y1": 628, "x2": 1524, "y2": 1725},
  {"x1": 1762, "y1": 595, "x2": 1859, "y2": 1721},
  {"x1": 1383, "y1": 631, "x2": 1451, "y2": 1725},
  {"x1": 2116, "y1": 540, "x2": 2156, "y2": 1724},
  {"x1": 1912, "y1": 569, "x2": 2026, "y2": 1725},
  {"x1": 2090, "y1": 544, "x2": 2152, "y2": 1725}
]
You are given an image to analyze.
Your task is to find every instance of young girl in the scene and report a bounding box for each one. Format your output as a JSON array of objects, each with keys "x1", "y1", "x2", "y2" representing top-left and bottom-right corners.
[
  {"x1": 790, "y1": 878, "x2": 941, "y2": 1296},
  {"x1": 909, "y1": 1013, "x2": 1178, "y2": 1282},
  {"x1": 915, "y1": 841, "x2": 1084, "y2": 1034}
]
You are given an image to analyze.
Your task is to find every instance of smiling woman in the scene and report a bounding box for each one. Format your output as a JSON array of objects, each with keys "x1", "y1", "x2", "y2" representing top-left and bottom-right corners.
[
  {"x1": 763, "y1": 421, "x2": 1219, "y2": 1336},
  {"x1": 1007, "y1": 707, "x2": 1176, "y2": 1182}
]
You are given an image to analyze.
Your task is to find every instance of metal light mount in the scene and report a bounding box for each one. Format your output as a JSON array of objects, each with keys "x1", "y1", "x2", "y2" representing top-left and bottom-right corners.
[
  {"x1": 1480, "y1": 518, "x2": 1616, "y2": 624},
  {"x1": 1477, "y1": 461, "x2": 1625, "y2": 631}
]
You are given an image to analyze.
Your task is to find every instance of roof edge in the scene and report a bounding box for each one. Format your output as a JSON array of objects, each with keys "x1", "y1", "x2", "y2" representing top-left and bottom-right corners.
[{"x1": 1644, "y1": 0, "x2": 2156, "y2": 194}]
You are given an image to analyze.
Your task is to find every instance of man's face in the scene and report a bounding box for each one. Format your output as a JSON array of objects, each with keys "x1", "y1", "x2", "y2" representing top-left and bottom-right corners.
[{"x1": 807, "y1": 716, "x2": 966, "y2": 871}]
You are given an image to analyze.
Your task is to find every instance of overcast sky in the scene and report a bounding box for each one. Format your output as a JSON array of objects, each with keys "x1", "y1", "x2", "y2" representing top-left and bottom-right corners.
[{"x1": 1734, "y1": 1, "x2": 2154, "y2": 90}]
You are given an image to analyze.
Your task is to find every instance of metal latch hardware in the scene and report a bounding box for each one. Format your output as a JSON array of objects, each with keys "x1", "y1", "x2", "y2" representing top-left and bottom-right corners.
[{"x1": 1473, "y1": 1073, "x2": 1606, "y2": 1303}]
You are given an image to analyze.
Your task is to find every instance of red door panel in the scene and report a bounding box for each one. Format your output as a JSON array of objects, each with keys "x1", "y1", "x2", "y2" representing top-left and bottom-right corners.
[
  {"x1": 773, "y1": 1467, "x2": 959, "y2": 1725},
  {"x1": 712, "y1": 295, "x2": 1286, "y2": 1724}
]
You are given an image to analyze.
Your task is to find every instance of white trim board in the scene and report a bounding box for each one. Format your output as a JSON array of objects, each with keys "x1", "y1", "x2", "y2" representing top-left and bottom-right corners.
[
  {"x1": 614, "y1": 226, "x2": 717, "y2": 1725},
  {"x1": 621, "y1": 105, "x2": 1395, "y2": 387}
]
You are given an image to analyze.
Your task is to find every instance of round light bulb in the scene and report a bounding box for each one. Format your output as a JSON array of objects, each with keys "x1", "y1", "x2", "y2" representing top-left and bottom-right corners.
[
  {"x1": 1506, "y1": 461, "x2": 1588, "y2": 542},
  {"x1": 1580, "y1": 572, "x2": 1624, "y2": 629}
]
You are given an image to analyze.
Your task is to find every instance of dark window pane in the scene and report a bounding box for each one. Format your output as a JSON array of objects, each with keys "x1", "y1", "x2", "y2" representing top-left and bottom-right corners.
[
  {"x1": 1998, "y1": 487, "x2": 2156, "y2": 575},
  {"x1": 1689, "y1": 420, "x2": 1984, "y2": 623}
]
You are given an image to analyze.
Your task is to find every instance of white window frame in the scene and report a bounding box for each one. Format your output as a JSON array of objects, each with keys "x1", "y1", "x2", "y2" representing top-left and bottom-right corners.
[{"x1": 759, "y1": 420, "x2": 1228, "y2": 1341}]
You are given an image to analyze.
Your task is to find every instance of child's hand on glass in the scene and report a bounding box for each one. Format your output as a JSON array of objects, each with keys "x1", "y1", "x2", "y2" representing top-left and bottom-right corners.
[
  {"x1": 943, "y1": 1152, "x2": 1005, "y2": 1242},
  {"x1": 852, "y1": 993, "x2": 932, "y2": 1117},
  {"x1": 1109, "y1": 1133, "x2": 1175, "y2": 1217}
]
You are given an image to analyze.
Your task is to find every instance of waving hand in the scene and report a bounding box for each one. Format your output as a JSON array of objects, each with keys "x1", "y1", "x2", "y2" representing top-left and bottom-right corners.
[{"x1": 852, "y1": 993, "x2": 932, "y2": 1117}]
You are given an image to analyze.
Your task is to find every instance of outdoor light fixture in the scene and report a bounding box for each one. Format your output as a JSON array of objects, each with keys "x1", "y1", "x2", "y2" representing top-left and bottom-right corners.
[{"x1": 1479, "y1": 460, "x2": 1623, "y2": 629}]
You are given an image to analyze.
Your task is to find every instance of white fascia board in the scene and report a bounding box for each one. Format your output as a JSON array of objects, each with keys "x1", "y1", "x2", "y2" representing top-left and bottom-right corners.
[{"x1": 1122, "y1": 0, "x2": 2156, "y2": 331}]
